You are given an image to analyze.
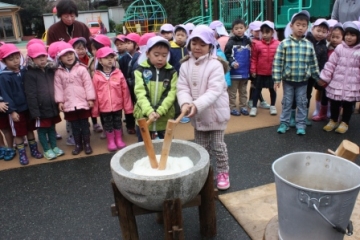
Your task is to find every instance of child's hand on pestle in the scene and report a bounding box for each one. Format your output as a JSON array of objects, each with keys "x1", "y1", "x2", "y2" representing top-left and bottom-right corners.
[
  {"x1": 149, "y1": 112, "x2": 159, "y2": 121},
  {"x1": 187, "y1": 103, "x2": 197, "y2": 117}
]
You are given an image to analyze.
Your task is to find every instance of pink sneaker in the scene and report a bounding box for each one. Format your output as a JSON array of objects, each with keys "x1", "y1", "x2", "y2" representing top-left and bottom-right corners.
[{"x1": 217, "y1": 172, "x2": 230, "y2": 190}]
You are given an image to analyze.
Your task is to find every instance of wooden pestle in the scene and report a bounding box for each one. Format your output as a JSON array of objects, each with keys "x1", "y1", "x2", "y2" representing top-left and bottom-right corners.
[
  {"x1": 158, "y1": 112, "x2": 187, "y2": 170},
  {"x1": 137, "y1": 118, "x2": 158, "y2": 169}
]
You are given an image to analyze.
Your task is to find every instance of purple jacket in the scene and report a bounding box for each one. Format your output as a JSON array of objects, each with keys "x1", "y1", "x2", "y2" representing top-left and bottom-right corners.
[
  {"x1": 177, "y1": 54, "x2": 230, "y2": 131},
  {"x1": 320, "y1": 42, "x2": 360, "y2": 102}
]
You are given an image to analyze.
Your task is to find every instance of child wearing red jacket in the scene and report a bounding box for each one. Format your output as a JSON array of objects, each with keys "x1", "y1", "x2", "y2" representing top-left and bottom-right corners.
[
  {"x1": 249, "y1": 21, "x2": 280, "y2": 117},
  {"x1": 92, "y1": 47, "x2": 133, "y2": 151}
]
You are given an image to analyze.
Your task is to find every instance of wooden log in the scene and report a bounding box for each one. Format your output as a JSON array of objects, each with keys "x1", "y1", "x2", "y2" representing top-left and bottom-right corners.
[
  {"x1": 137, "y1": 118, "x2": 158, "y2": 168},
  {"x1": 111, "y1": 180, "x2": 139, "y2": 240},
  {"x1": 198, "y1": 166, "x2": 217, "y2": 237},
  {"x1": 163, "y1": 198, "x2": 184, "y2": 240}
]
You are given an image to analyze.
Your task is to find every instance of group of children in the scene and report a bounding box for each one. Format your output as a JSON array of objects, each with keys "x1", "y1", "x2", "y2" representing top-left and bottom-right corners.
[{"x1": 1, "y1": 10, "x2": 359, "y2": 191}]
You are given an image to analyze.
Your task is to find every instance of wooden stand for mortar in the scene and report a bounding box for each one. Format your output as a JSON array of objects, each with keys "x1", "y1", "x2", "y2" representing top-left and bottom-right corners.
[
  {"x1": 327, "y1": 139, "x2": 359, "y2": 162},
  {"x1": 110, "y1": 166, "x2": 217, "y2": 240}
]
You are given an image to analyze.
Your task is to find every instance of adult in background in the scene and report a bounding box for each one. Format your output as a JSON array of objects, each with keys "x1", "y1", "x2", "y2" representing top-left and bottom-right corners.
[
  {"x1": 46, "y1": 0, "x2": 91, "y2": 50},
  {"x1": 331, "y1": 0, "x2": 360, "y2": 23}
]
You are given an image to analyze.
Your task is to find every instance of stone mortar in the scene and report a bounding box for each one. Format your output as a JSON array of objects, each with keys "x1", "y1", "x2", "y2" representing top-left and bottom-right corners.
[{"x1": 110, "y1": 139, "x2": 210, "y2": 211}]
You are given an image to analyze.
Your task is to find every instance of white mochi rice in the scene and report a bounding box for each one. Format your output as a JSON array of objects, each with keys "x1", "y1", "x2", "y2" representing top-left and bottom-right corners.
[{"x1": 130, "y1": 155, "x2": 194, "y2": 176}]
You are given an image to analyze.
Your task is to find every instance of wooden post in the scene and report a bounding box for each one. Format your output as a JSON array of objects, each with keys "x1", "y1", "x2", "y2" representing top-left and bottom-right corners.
[
  {"x1": 111, "y1": 180, "x2": 139, "y2": 240},
  {"x1": 198, "y1": 166, "x2": 217, "y2": 237},
  {"x1": 163, "y1": 198, "x2": 184, "y2": 240}
]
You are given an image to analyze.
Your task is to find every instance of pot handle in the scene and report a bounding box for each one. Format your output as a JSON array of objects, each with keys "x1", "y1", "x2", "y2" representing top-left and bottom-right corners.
[{"x1": 313, "y1": 203, "x2": 353, "y2": 236}]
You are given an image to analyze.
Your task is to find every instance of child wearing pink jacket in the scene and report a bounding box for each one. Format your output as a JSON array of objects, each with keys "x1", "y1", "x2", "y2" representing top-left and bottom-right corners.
[
  {"x1": 92, "y1": 47, "x2": 133, "y2": 151},
  {"x1": 177, "y1": 25, "x2": 231, "y2": 190},
  {"x1": 54, "y1": 43, "x2": 96, "y2": 155}
]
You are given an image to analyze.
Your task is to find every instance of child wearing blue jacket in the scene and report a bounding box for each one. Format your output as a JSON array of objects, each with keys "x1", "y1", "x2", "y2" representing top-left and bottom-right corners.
[
  {"x1": 225, "y1": 19, "x2": 252, "y2": 116},
  {"x1": 0, "y1": 44, "x2": 43, "y2": 165}
]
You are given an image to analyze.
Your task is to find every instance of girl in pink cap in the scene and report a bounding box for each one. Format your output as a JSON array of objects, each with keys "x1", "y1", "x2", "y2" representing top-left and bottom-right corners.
[
  {"x1": 92, "y1": 47, "x2": 133, "y2": 151},
  {"x1": 24, "y1": 43, "x2": 64, "y2": 160},
  {"x1": 177, "y1": 25, "x2": 231, "y2": 190},
  {"x1": 0, "y1": 44, "x2": 43, "y2": 165},
  {"x1": 54, "y1": 43, "x2": 96, "y2": 155}
]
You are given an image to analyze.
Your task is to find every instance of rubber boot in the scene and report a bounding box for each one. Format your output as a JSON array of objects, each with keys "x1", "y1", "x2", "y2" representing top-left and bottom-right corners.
[
  {"x1": 289, "y1": 109, "x2": 296, "y2": 127},
  {"x1": 312, "y1": 105, "x2": 327, "y2": 121},
  {"x1": 312, "y1": 101, "x2": 320, "y2": 117},
  {"x1": 72, "y1": 135, "x2": 83, "y2": 155},
  {"x1": 114, "y1": 129, "x2": 126, "y2": 149},
  {"x1": 305, "y1": 108, "x2": 312, "y2": 126},
  {"x1": 83, "y1": 134, "x2": 93, "y2": 155},
  {"x1": 4, "y1": 148, "x2": 15, "y2": 161},
  {"x1": 17, "y1": 144, "x2": 29, "y2": 165},
  {"x1": 29, "y1": 141, "x2": 43, "y2": 159},
  {"x1": 106, "y1": 131, "x2": 117, "y2": 152}
]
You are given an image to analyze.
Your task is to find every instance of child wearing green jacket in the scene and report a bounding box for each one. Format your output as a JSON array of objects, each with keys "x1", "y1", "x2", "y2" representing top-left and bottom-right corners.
[{"x1": 133, "y1": 36, "x2": 178, "y2": 141}]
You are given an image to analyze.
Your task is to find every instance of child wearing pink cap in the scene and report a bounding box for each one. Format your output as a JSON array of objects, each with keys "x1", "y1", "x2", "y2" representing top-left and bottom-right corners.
[
  {"x1": 113, "y1": 34, "x2": 127, "y2": 60},
  {"x1": 0, "y1": 44, "x2": 43, "y2": 165},
  {"x1": 92, "y1": 47, "x2": 133, "y2": 151},
  {"x1": 88, "y1": 35, "x2": 113, "y2": 137},
  {"x1": 54, "y1": 44, "x2": 96, "y2": 155},
  {"x1": 119, "y1": 33, "x2": 141, "y2": 134},
  {"x1": 133, "y1": 36, "x2": 177, "y2": 142},
  {"x1": 177, "y1": 25, "x2": 231, "y2": 190},
  {"x1": 24, "y1": 43, "x2": 64, "y2": 160},
  {"x1": 69, "y1": 37, "x2": 90, "y2": 66}
]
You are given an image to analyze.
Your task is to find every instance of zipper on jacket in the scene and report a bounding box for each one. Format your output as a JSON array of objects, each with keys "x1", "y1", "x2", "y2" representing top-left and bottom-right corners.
[{"x1": 152, "y1": 69, "x2": 160, "y2": 132}]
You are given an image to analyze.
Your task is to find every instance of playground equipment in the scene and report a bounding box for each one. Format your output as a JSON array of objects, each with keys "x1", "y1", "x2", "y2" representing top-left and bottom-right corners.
[
  {"x1": 123, "y1": 0, "x2": 167, "y2": 34},
  {"x1": 185, "y1": 0, "x2": 336, "y2": 29}
]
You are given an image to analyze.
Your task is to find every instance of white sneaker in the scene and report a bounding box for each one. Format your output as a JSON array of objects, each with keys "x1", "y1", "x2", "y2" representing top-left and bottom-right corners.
[
  {"x1": 249, "y1": 107, "x2": 257, "y2": 117},
  {"x1": 270, "y1": 106, "x2": 277, "y2": 115}
]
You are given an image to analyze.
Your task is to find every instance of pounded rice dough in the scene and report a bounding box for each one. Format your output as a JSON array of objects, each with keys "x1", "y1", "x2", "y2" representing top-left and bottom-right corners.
[{"x1": 130, "y1": 155, "x2": 194, "y2": 176}]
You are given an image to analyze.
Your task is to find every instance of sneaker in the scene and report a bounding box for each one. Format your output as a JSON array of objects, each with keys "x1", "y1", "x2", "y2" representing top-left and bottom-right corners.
[
  {"x1": 249, "y1": 107, "x2": 257, "y2": 117},
  {"x1": 323, "y1": 120, "x2": 338, "y2": 132},
  {"x1": 93, "y1": 123, "x2": 103, "y2": 133},
  {"x1": 56, "y1": 133, "x2": 62, "y2": 140},
  {"x1": 259, "y1": 101, "x2": 270, "y2": 109},
  {"x1": 100, "y1": 131, "x2": 107, "y2": 139},
  {"x1": 277, "y1": 123, "x2": 289, "y2": 134},
  {"x1": 52, "y1": 147, "x2": 65, "y2": 157},
  {"x1": 217, "y1": 172, "x2": 230, "y2": 190},
  {"x1": 335, "y1": 122, "x2": 348, "y2": 134},
  {"x1": 66, "y1": 136, "x2": 75, "y2": 146},
  {"x1": 230, "y1": 109, "x2": 241, "y2": 116},
  {"x1": 296, "y1": 128, "x2": 306, "y2": 135},
  {"x1": 240, "y1": 107, "x2": 249, "y2": 116},
  {"x1": 44, "y1": 149, "x2": 56, "y2": 160},
  {"x1": 247, "y1": 100, "x2": 253, "y2": 109},
  {"x1": 270, "y1": 106, "x2": 277, "y2": 115},
  {"x1": 179, "y1": 117, "x2": 190, "y2": 123}
]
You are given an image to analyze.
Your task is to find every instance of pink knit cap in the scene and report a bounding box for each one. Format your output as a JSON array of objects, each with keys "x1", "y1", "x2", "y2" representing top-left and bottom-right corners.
[
  {"x1": 0, "y1": 44, "x2": 20, "y2": 60},
  {"x1": 57, "y1": 42, "x2": 76, "y2": 58},
  {"x1": 96, "y1": 46, "x2": 116, "y2": 58},
  {"x1": 27, "y1": 43, "x2": 48, "y2": 58},
  {"x1": 113, "y1": 34, "x2": 125, "y2": 43},
  {"x1": 90, "y1": 34, "x2": 111, "y2": 47},
  {"x1": 124, "y1": 33, "x2": 141, "y2": 45},
  {"x1": 26, "y1": 38, "x2": 45, "y2": 49},
  {"x1": 139, "y1": 32, "x2": 156, "y2": 47},
  {"x1": 48, "y1": 41, "x2": 69, "y2": 59},
  {"x1": 68, "y1": 37, "x2": 86, "y2": 46}
]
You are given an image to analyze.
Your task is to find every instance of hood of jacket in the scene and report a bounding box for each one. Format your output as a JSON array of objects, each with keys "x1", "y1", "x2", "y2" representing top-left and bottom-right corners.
[{"x1": 27, "y1": 57, "x2": 57, "y2": 70}]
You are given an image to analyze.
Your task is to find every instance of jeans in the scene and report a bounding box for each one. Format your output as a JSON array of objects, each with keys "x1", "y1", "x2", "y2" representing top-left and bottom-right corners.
[{"x1": 280, "y1": 81, "x2": 308, "y2": 129}]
